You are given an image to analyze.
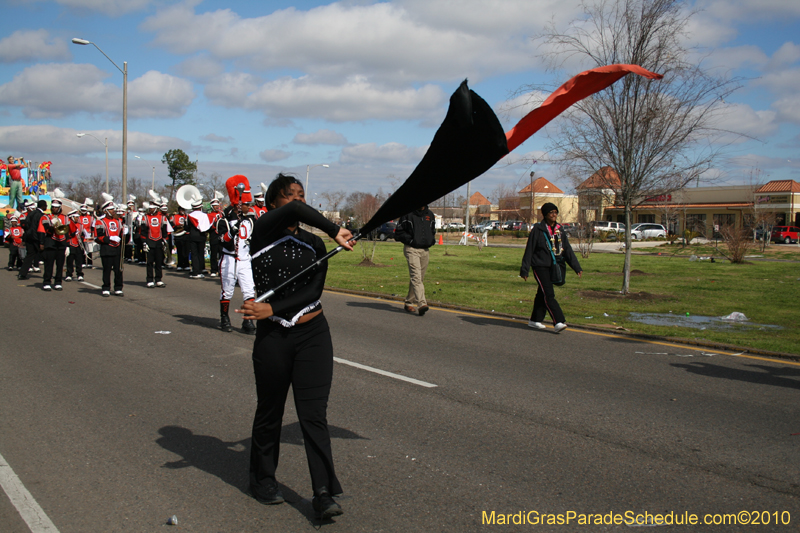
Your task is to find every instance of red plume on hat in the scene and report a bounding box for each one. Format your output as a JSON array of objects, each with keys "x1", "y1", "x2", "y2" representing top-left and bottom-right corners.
[{"x1": 225, "y1": 175, "x2": 253, "y2": 205}]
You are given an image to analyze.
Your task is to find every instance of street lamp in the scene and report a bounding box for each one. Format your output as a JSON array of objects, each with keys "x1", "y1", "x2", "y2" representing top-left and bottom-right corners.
[
  {"x1": 305, "y1": 164, "x2": 329, "y2": 198},
  {"x1": 72, "y1": 37, "x2": 127, "y2": 203},
  {"x1": 76, "y1": 133, "x2": 108, "y2": 193},
  {"x1": 134, "y1": 156, "x2": 156, "y2": 190}
]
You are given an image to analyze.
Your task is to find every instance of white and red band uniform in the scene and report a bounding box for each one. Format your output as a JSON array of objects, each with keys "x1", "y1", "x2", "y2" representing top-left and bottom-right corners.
[
  {"x1": 141, "y1": 212, "x2": 170, "y2": 241},
  {"x1": 38, "y1": 213, "x2": 76, "y2": 244},
  {"x1": 96, "y1": 217, "x2": 124, "y2": 247},
  {"x1": 219, "y1": 216, "x2": 255, "y2": 301},
  {"x1": 248, "y1": 205, "x2": 268, "y2": 219},
  {"x1": 171, "y1": 213, "x2": 187, "y2": 235},
  {"x1": 6, "y1": 226, "x2": 24, "y2": 247}
]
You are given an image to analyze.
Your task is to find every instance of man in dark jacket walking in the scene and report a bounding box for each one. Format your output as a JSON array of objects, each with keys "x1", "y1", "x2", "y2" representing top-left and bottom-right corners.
[
  {"x1": 394, "y1": 206, "x2": 436, "y2": 316},
  {"x1": 18, "y1": 200, "x2": 46, "y2": 280}
]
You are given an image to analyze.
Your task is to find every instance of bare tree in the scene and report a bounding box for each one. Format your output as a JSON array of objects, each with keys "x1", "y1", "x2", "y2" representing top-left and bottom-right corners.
[
  {"x1": 197, "y1": 172, "x2": 226, "y2": 203},
  {"x1": 319, "y1": 190, "x2": 347, "y2": 215},
  {"x1": 531, "y1": 0, "x2": 740, "y2": 293}
]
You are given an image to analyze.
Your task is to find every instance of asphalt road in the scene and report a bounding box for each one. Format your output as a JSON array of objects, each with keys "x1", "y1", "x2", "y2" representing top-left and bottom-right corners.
[{"x1": 1, "y1": 250, "x2": 798, "y2": 532}]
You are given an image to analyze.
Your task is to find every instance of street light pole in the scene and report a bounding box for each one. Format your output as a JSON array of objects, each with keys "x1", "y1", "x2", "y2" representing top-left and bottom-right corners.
[
  {"x1": 77, "y1": 133, "x2": 108, "y2": 193},
  {"x1": 305, "y1": 163, "x2": 329, "y2": 198},
  {"x1": 72, "y1": 37, "x2": 127, "y2": 203},
  {"x1": 134, "y1": 155, "x2": 156, "y2": 190}
]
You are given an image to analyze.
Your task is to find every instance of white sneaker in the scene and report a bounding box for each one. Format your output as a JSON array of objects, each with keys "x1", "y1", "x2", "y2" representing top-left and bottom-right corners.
[
  {"x1": 77, "y1": 276, "x2": 84, "y2": 281},
  {"x1": 33, "y1": 267, "x2": 41, "y2": 272},
  {"x1": 114, "y1": 290, "x2": 123, "y2": 296},
  {"x1": 156, "y1": 281, "x2": 166, "y2": 288},
  {"x1": 102, "y1": 290, "x2": 110, "y2": 297},
  {"x1": 64, "y1": 276, "x2": 72, "y2": 282},
  {"x1": 147, "y1": 282, "x2": 155, "y2": 288},
  {"x1": 209, "y1": 272, "x2": 218, "y2": 277},
  {"x1": 554, "y1": 322, "x2": 568, "y2": 333},
  {"x1": 527, "y1": 321, "x2": 546, "y2": 330},
  {"x1": 54, "y1": 285, "x2": 62, "y2": 291},
  {"x1": 42, "y1": 284, "x2": 52, "y2": 291}
]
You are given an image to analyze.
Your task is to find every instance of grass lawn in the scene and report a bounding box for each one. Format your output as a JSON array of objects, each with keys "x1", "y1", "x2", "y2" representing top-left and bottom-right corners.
[{"x1": 322, "y1": 239, "x2": 800, "y2": 355}]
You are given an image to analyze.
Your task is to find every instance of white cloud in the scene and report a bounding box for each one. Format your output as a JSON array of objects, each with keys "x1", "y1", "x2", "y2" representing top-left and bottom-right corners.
[
  {"x1": 292, "y1": 129, "x2": 348, "y2": 146},
  {"x1": 699, "y1": 0, "x2": 800, "y2": 23},
  {"x1": 767, "y1": 42, "x2": 800, "y2": 71},
  {"x1": 0, "y1": 30, "x2": 72, "y2": 63},
  {"x1": 54, "y1": 0, "x2": 153, "y2": 16},
  {"x1": 340, "y1": 142, "x2": 428, "y2": 166},
  {"x1": 0, "y1": 63, "x2": 194, "y2": 119},
  {"x1": 128, "y1": 71, "x2": 195, "y2": 118},
  {"x1": 174, "y1": 54, "x2": 225, "y2": 81},
  {"x1": 201, "y1": 133, "x2": 234, "y2": 143},
  {"x1": 702, "y1": 45, "x2": 769, "y2": 71},
  {"x1": 141, "y1": 1, "x2": 547, "y2": 84},
  {"x1": 259, "y1": 149, "x2": 291, "y2": 162},
  {"x1": 711, "y1": 103, "x2": 779, "y2": 140},
  {"x1": 207, "y1": 74, "x2": 446, "y2": 122},
  {"x1": 0, "y1": 125, "x2": 190, "y2": 155},
  {"x1": 773, "y1": 95, "x2": 800, "y2": 124}
]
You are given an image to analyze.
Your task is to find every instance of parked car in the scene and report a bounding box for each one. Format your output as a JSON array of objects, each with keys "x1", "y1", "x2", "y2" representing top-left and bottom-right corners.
[
  {"x1": 771, "y1": 226, "x2": 800, "y2": 244},
  {"x1": 560, "y1": 222, "x2": 580, "y2": 237},
  {"x1": 445, "y1": 222, "x2": 466, "y2": 230},
  {"x1": 630, "y1": 223, "x2": 667, "y2": 240},
  {"x1": 502, "y1": 220, "x2": 524, "y2": 231},
  {"x1": 370, "y1": 221, "x2": 396, "y2": 241},
  {"x1": 592, "y1": 221, "x2": 626, "y2": 240}
]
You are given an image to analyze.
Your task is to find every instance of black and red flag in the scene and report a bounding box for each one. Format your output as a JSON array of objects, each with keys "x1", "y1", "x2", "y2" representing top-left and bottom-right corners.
[{"x1": 255, "y1": 64, "x2": 662, "y2": 302}]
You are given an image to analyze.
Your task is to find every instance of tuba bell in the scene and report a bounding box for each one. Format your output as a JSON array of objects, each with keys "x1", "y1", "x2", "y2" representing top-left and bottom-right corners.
[
  {"x1": 52, "y1": 216, "x2": 70, "y2": 236},
  {"x1": 176, "y1": 184, "x2": 202, "y2": 210}
]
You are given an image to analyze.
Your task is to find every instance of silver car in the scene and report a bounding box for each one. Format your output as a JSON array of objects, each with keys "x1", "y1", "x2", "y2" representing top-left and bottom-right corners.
[{"x1": 630, "y1": 223, "x2": 667, "y2": 239}]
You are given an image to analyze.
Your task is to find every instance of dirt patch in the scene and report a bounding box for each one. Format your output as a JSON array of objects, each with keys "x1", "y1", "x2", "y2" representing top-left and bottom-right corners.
[
  {"x1": 577, "y1": 290, "x2": 671, "y2": 301},
  {"x1": 356, "y1": 258, "x2": 388, "y2": 267}
]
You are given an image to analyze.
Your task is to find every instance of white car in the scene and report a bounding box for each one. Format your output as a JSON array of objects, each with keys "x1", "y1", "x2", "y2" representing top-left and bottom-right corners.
[{"x1": 630, "y1": 223, "x2": 667, "y2": 239}]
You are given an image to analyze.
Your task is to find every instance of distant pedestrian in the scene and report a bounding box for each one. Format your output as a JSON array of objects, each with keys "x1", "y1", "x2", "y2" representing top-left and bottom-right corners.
[
  {"x1": 519, "y1": 202, "x2": 582, "y2": 333},
  {"x1": 394, "y1": 206, "x2": 436, "y2": 316}
]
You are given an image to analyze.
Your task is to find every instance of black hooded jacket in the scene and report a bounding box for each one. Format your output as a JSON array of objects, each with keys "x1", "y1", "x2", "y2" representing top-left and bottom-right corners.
[
  {"x1": 394, "y1": 207, "x2": 436, "y2": 249},
  {"x1": 520, "y1": 221, "x2": 582, "y2": 278}
]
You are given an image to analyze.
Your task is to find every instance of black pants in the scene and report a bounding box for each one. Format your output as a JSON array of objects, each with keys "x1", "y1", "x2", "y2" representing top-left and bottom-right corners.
[
  {"x1": 19, "y1": 242, "x2": 41, "y2": 276},
  {"x1": 209, "y1": 242, "x2": 221, "y2": 274},
  {"x1": 531, "y1": 266, "x2": 566, "y2": 324},
  {"x1": 175, "y1": 238, "x2": 190, "y2": 269},
  {"x1": 146, "y1": 240, "x2": 164, "y2": 282},
  {"x1": 134, "y1": 238, "x2": 145, "y2": 263},
  {"x1": 66, "y1": 246, "x2": 84, "y2": 277},
  {"x1": 250, "y1": 313, "x2": 341, "y2": 496},
  {"x1": 101, "y1": 251, "x2": 123, "y2": 291},
  {"x1": 7, "y1": 246, "x2": 22, "y2": 268},
  {"x1": 189, "y1": 240, "x2": 205, "y2": 275},
  {"x1": 42, "y1": 247, "x2": 66, "y2": 285}
]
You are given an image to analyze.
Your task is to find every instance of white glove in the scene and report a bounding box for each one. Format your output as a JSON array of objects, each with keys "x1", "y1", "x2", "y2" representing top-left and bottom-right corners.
[
  {"x1": 123, "y1": 227, "x2": 129, "y2": 235},
  {"x1": 143, "y1": 243, "x2": 150, "y2": 252},
  {"x1": 110, "y1": 236, "x2": 121, "y2": 243}
]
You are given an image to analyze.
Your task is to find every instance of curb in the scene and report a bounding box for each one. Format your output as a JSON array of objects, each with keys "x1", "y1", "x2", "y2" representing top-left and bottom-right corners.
[{"x1": 324, "y1": 285, "x2": 800, "y2": 362}]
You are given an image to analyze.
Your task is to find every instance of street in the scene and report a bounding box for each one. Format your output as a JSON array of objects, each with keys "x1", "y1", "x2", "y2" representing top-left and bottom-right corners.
[{"x1": 1, "y1": 252, "x2": 798, "y2": 532}]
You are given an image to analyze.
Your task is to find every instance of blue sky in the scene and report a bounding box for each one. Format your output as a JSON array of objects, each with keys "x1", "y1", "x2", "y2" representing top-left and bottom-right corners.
[{"x1": 0, "y1": 0, "x2": 798, "y2": 207}]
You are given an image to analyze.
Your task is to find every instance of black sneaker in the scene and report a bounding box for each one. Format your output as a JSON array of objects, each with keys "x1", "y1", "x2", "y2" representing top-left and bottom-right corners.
[
  {"x1": 312, "y1": 488, "x2": 343, "y2": 519},
  {"x1": 250, "y1": 483, "x2": 284, "y2": 505}
]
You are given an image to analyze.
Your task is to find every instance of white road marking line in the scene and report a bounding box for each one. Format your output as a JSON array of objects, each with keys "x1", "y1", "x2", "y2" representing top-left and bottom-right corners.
[
  {"x1": 0, "y1": 451, "x2": 59, "y2": 533},
  {"x1": 334, "y1": 357, "x2": 437, "y2": 388},
  {"x1": 81, "y1": 282, "x2": 101, "y2": 289}
]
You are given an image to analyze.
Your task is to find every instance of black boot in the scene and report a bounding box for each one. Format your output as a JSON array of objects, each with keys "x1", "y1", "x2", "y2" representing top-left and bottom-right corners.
[
  {"x1": 220, "y1": 301, "x2": 233, "y2": 332},
  {"x1": 242, "y1": 319, "x2": 256, "y2": 335}
]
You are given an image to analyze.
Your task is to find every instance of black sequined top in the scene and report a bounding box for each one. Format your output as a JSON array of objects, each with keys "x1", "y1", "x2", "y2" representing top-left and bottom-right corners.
[{"x1": 250, "y1": 201, "x2": 341, "y2": 327}]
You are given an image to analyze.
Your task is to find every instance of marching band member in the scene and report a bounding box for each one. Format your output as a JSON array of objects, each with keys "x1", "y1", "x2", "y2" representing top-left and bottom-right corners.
[
  {"x1": 94, "y1": 196, "x2": 125, "y2": 297},
  {"x1": 37, "y1": 199, "x2": 76, "y2": 291},
  {"x1": 160, "y1": 198, "x2": 174, "y2": 269},
  {"x1": 78, "y1": 201, "x2": 96, "y2": 270},
  {"x1": 140, "y1": 199, "x2": 170, "y2": 288},
  {"x1": 216, "y1": 175, "x2": 256, "y2": 334},
  {"x1": 249, "y1": 186, "x2": 268, "y2": 219},
  {"x1": 171, "y1": 206, "x2": 190, "y2": 271},
  {"x1": 208, "y1": 196, "x2": 223, "y2": 277},
  {"x1": 18, "y1": 200, "x2": 45, "y2": 280},
  {"x1": 133, "y1": 206, "x2": 146, "y2": 264},
  {"x1": 186, "y1": 196, "x2": 209, "y2": 279},
  {"x1": 236, "y1": 173, "x2": 354, "y2": 517},
  {"x1": 124, "y1": 198, "x2": 137, "y2": 263},
  {"x1": 64, "y1": 211, "x2": 85, "y2": 282},
  {"x1": 4, "y1": 214, "x2": 24, "y2": 271}
]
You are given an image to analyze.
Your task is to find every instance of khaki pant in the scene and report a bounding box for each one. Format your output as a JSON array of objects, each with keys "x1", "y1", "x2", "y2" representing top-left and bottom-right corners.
[{"x1": 403, "y1": 245, "x2": 429, "y2": 307}]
